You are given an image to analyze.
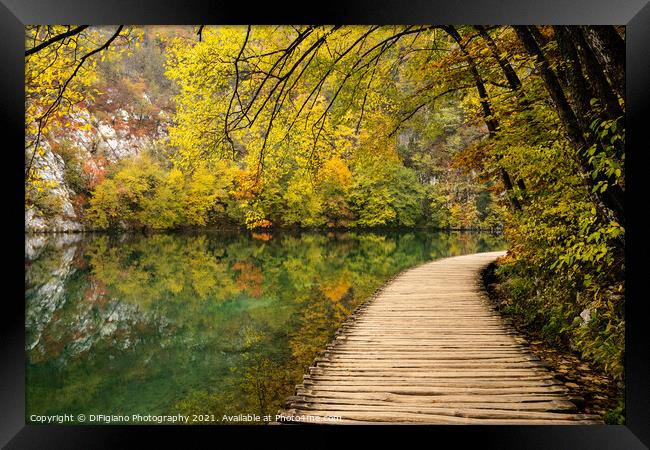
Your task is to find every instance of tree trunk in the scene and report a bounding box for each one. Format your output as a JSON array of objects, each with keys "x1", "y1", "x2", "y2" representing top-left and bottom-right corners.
[
  {"x1": 568, "y1": 27, "x2": 624, "y2": 123},
  {"x1": 514, "y1": 25, "x2": 624, "y2": 230},
  {"x1": 553, "y1": 26, "x2": 594, "y2": 133},
  {"x1": 567, "y1": 27, "x2": 625, "y2": 162},
  {"x1": 474, "y1": 26, "x2": 522, "y2": 90},
  {"x1": 475, "y1": 26, "x2": 529, "y2": 195},
  {"x1": 443, "y1": 25, "x2": 522, "y2": 212},
  {"x1": 514, "y1": 27, "x2": 585, "y2": 149},
  {"x1": 579, "y1": 26, "x2": 625, "y2": 101}
]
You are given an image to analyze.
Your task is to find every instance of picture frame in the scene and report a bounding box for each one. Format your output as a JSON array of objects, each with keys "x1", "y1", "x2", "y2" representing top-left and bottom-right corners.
[{"x1": 3, "y1": 0, "x2": 649, "y2": 447}]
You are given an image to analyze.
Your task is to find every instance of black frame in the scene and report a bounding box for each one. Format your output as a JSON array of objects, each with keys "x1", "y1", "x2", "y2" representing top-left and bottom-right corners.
[{"x1": 3, "y1": 1, "x2": 649, "y2": 448}]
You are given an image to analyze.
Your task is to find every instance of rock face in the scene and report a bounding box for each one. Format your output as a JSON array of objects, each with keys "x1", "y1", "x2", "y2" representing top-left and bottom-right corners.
[
  {"x1": 26, "y1": 98, "x2": 171, "y2": 233},
  {"x1": 91, "y1": 109, "x2": 161, "y2": 163},
  {"x1": 26, "y1": 141, "x2": 85, "y2": 233}
]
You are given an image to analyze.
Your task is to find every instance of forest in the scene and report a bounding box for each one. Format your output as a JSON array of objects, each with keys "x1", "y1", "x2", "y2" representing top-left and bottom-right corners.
[{"x1": 25, "y1": 25, "x2": 625, "y2": 421}]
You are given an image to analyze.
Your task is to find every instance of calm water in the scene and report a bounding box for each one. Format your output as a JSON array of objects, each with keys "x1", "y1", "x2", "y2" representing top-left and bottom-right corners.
[{"x1": 25, "y1": 230, "x2": 506, "y2": 424}]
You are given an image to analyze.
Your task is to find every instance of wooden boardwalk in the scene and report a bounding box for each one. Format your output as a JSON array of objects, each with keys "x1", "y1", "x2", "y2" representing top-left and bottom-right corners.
[{"x1": 277, "y1": 251, "x2": 601, "y2": 424}]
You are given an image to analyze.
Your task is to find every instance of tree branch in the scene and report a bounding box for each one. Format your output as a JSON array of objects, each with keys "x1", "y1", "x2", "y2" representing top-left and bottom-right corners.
[
  {"x1": 26, "y1": 26, "x2": 125, "y2": 178},
  {"x1": 25, "y1": 25, "x2": 89, "y2": 56}
]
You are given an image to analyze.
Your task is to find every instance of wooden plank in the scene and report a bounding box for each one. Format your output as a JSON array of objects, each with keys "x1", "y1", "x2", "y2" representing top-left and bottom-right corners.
[
  {"x1": 285, "y1": 395, "x2": 577, "y2": 411},
  {"x1": 308, "y1": 377, "x2": 556, "y2": 384},
  {"x1": 315, "y1": 356, "x2": 539, "y2": 362},
  {"x1": 309, "y1": 361, "x2": 552, "y2": 372},
  {"x1": 288, "y1": 402, "x2": 587, "y2": 420},
  {"x1": 294, "y1": 388, "x2": 574, "y2": 403},
  {"x1": 277, "y1": 409, "x2": 601, "y2": 425},
  {"x1": 298, "y1": 385, "x2": 569, "y2": 395},
  {"x1": 305, "y1": 377, "x2": 560, "y2": 387}
]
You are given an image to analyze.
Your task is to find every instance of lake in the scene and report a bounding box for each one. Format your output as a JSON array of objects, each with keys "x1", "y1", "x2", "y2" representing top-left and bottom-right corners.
[{"x1": 25, "y1": 230, "x2": 506, "y2": 424}]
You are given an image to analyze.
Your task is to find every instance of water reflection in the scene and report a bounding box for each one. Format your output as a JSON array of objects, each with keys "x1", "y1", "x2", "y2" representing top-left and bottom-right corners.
[{"x1": 25, "y1": 230, "x2": 506, "y2": 423}]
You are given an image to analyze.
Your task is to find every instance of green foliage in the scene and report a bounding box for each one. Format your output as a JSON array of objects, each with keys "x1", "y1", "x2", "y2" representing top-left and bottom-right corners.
[
  {"x1": 426, "y1": 187, "x2": 452, "y2": 229},
  {"x1": 349, "y1": 160, "x2": 424, "y2": 228},
  {"x1": 87, "y1": 152, "x2": 237, "y2": 230},
  {"x1": 603, "y1": 396, "x2": 625, "y2": 425},
  {"x1": 86, "y1": 151, "x2": 438, "y2": 230},
  {"x1": 185, "y1": 162, "x2": 235, "y2": 226},
  {"x1": 53, "y1": 140, "x2": 91, "y2": 196},
  {"x1": 493, "y1": 128, "x2": 625, "y2": 380},
  {"x1": 586, "y1": 115, "x2": 625, "y2": 192},
  {"x1": 27, "y1": 187, "x2": 63, "y2": 218},
  {"x1": 479, "y1": 71, "x2": 626, "y2": 382},
  {"x1": 317, "y1": 157, "x2": 355, "y2": 227},
  {"x1": 282, "y1": 173, "x2": 325, "y2": 227},
  {"x1": 161, "y1": 26, "x2": 499, "y2": 231}
]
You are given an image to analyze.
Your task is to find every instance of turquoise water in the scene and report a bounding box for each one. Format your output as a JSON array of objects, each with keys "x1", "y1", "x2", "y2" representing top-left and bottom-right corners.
[{"x1": 25, "y1": 230, "x2": 506, "y2": 424}]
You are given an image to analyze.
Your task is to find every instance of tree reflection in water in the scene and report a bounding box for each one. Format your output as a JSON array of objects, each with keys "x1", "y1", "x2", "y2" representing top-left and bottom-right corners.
[{"x1": 25, "y1": 230, "x2": 506, "y2": 423}]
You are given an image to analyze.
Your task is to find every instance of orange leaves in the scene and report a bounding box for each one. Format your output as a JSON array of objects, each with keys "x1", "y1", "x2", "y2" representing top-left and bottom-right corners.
[
  {"x1": 254, "y1": 219, "x2": 273, "y2": 229},
  {"x1": 451, "y1": 139, "x2": 492, "y2": 175},
  {"x1": 251, "y1": 232, "x2": 273, "y2": 241},
  {"x1": 71, "y1": 193, "x2": 88, "y2": 216},
  {"x1": 82, "y1": 158, "x2": 106, "y2": 189},
  {"x1": 233, "y1": 169, "x2": 262, "y2": 201},
  {"x1": 232, "y1": 261, "x2": 264, "y2": 298},
  {"x1": 321, "y1": 278, "x2": 352, "y2": 303}
]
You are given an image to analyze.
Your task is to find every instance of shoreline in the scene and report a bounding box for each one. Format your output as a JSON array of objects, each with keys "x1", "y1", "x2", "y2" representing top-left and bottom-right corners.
[{"x1": 24, "y1": 225, "x2": 505, "y2": 236}]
